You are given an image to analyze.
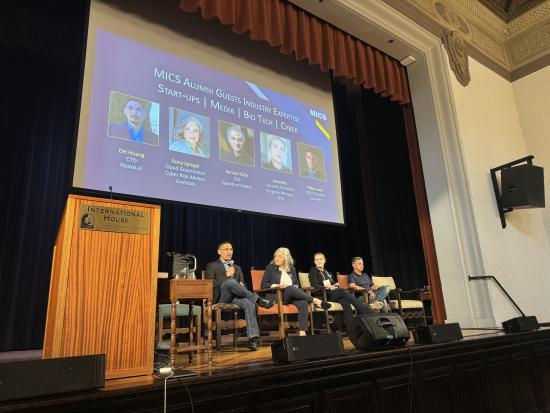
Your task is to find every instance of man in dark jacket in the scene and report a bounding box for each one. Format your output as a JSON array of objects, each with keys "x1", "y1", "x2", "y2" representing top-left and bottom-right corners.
[{"x1": 205, "y1": 241, "x2": 274, "y2": 350}]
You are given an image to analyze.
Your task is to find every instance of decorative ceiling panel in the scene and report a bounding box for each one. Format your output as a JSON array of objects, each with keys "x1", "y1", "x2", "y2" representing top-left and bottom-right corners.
[
  {"x1": 383, "y1": 0, "x2": 550, "y2": 80},
  {"x1": 478, "y1": 0, "x2": 545, "y2": 21}
]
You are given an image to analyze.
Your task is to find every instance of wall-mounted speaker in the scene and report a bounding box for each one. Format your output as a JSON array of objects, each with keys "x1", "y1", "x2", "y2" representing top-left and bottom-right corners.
[{"x1": 501, "y1": 164, "x2": 545, "y2": 209}]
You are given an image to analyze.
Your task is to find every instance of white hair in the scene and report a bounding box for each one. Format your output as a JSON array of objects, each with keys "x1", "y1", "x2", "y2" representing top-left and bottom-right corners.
[{"x1": 271, "y1": 247, "x2": 294, "y2": 272}]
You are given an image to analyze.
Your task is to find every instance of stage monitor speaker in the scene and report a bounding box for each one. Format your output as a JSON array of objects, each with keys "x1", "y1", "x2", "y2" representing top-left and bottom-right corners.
[
  {"x1": 271, "y1": 334, "x2": 344, "y2": 363},
  {"x1": 501, "y1": 164, "x2": 545, "y2": 209},
  {"x1": 0, "y1": 354, "x2": 105, "y2": 402},
  {"x1": 502, "y1": 316, "x2": 540, "y2": 333},
  {"x1": 413, "y1": 323, "x2": 463, "y2": 344},
  {"x1": 349, "y1": 314, "x2": 409, "y2": 351}
]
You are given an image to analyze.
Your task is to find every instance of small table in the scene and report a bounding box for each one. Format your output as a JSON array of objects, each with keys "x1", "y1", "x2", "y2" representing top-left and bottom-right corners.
[{"x1": 169, "y1": 279, "x2": 213, "y2": 367}]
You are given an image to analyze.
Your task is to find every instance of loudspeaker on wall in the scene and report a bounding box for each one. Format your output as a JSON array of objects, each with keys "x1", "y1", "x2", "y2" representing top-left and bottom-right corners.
[{"x1": 501, "y1": 164, "x2": 545, "y2": 209}]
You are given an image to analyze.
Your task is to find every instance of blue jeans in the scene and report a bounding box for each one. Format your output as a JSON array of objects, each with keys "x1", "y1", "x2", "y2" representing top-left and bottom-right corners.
[
  {"x1": 359, "y1": 285, "x2": 390, "y2": 313},
  {"x1": 219, "y1": 278, "x2": 259, "y2": 339}
]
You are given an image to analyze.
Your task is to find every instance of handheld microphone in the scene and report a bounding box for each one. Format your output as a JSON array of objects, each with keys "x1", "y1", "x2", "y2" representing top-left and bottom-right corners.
[
  {"x1": 109, "y1": 186, "x2": 113, "y2": 200},
  {"x1": 228, "y1": 260, "x2": 234, "y2": 267}
]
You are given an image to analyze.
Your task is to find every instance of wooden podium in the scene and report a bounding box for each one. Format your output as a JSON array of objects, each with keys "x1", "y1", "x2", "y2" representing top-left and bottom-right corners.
[{"x1": 43, "y1": 195, "x2": 161, "y2": 379}]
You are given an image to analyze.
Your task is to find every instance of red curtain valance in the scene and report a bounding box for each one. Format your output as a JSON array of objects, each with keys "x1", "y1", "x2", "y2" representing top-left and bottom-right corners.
[{"x1": 179, "y1": 0, "x2": 410, "y2": 104}]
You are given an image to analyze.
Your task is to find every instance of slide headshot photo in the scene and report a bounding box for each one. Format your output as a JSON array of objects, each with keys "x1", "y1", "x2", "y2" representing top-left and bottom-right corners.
[
  {"x1": 297, "y1": 143, "x2": 326, "y2": 181},
  {"x1": 169, "y1": 108, "x2": 211, "y2": 158},
  {"x1": 107, "y1": 91, "x2": 159, "y2": 146},
  {"x1": 219, "y1": 121, "x2": 255, "y2": 167},
  {"x1": 260, "y1": 133, "x2": 292, "y2": 174}
]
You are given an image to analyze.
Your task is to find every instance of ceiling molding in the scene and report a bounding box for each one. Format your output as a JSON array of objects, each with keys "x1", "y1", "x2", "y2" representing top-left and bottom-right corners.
[{"x1": 381, "y1": 0, "x2": 550, "y2": 80}]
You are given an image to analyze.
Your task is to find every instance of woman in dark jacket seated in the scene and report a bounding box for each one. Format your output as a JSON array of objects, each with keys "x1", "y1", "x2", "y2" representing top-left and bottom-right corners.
[
  {"x1": 262, "y1": 247, "x2": 331, "y2": 336},
  {"x1": 308, "y1": 252, "x2": 369, "y2": 333}
]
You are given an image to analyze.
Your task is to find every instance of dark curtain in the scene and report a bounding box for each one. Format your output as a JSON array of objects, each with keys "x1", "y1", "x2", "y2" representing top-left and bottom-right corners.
[
  {"x1": 358, "y1": 92, "x2": 428, "y2": 291},
  {"x1": 0, "y1": 3, "x2": 427, "y2": 352},
  {"x1": 0, "y1": 2, "x2": 86, "y2": 351}
]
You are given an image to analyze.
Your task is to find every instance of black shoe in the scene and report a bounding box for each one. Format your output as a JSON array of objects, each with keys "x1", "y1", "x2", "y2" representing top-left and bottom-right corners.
[
  {"x1": 257, "y1": 297, "x2": 275, "y2": 309},
  {"x1": 315, "y1": 301, "x2": 332, "y2": 310},
  {"x1": 246, "y1": 337, "x2": 258, "y2": 351}
]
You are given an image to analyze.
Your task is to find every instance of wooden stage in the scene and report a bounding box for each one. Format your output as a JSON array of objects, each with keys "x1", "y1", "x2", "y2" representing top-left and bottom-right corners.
[{"x1": 1, "y1": 328, "x2": 550, "y2": 413}]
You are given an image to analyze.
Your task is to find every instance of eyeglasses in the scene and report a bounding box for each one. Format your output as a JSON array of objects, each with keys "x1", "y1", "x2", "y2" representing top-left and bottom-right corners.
[
  {"x1": 219, "y1": 247, "x2": 233, "y2": 251},
  {"x1": 229, "y1": 136, "x2": 245, "y2": 143}
]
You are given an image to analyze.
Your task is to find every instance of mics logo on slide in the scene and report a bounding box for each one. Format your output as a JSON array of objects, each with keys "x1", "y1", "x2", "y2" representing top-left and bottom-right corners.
[{"x1": 309, "y1": 109, "x2": 327, "y2": 121}]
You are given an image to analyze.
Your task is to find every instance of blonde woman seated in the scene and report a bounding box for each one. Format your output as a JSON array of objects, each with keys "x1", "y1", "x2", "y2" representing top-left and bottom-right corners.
[
  {"x1": 308, "y1": 252, "x2": 369, "y2": 333},
  {"x1": 261, "y1": 247, "x2": 331, "y2": 336}
]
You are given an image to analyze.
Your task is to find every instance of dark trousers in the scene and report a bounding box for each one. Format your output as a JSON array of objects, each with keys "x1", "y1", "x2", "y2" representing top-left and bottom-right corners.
[
  {"x1": 326, "y1": 288, "x2": 369, "y2": 332},
  {"x1": 282, "y1": 286, "x2": 313, "y2": 331}
]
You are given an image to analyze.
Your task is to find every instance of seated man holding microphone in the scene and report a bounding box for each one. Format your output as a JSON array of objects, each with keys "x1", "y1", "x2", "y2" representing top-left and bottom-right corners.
[{"x1": 205, "y1": 241, "x2": 275, "y2": 351}]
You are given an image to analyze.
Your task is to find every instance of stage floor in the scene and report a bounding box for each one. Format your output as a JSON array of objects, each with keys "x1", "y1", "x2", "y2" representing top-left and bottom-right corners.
[
  {"x1": 2, "y1": 327, "x2": 549, "y2": 413},
  {"x1": 0, "y1": 328, "x2": 504, "y2": 391},
  {"x1": 138, "y1": 328, "x2": 503, "y2": 383}
]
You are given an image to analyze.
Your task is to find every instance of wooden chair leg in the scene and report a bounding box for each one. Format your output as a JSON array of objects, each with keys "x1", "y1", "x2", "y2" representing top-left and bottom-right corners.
[
  {"x1": 158, "y1": 313, "x2": 163, "y2": 346},
  {"x1": 308, "y1": 304, "x2": 314, "y2": 335},
  {"x1": 277, "y1": 291, "x2": 285, "y2": 339},
  {"x1": 324, "y1": 308, "x2": 331, "y2": 335},
  {"x1": 258, "y1": 315, "x2": 263, "y2": 346},
  {"x1": 278, "y1": 312, "x2": 285, "y2": 339},
  {"x1": 195, "y1": 313, "x2": 202, "y2": 354},
  {"x1": 189, "y1": 306, "x2": 195, "y2": 363},
  {"x1": 215, "y1": 309, "x2": 222, "y2": 351},
  {"x1": 233, "y1": 311, "x2": 238, "y2": 350}
]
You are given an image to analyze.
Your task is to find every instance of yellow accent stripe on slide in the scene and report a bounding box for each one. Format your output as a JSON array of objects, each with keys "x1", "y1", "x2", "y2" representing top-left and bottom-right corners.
[{"x1": 315, "y1": 119, "x2": 331, "y2": 140}]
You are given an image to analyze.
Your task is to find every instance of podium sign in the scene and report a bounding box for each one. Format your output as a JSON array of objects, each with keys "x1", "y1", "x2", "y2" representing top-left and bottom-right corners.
[{"x1": 79, "y1": 204, "x2": 150, "y2": 234}]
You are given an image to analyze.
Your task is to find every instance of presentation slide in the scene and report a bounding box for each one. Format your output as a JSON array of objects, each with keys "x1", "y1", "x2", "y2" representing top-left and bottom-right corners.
[{"x1": 73, "y1": 4, "x2": 343, "y2": 224}]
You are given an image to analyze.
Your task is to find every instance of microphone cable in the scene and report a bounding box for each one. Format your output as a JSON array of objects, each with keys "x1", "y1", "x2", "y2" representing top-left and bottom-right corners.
[{"x1": 159, "y1": 367, "x2": 195, "y2": 413}]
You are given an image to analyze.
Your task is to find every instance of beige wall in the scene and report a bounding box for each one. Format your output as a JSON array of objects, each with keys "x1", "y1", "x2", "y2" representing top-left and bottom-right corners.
[
  {"x1": 513, "y1": 66, "x2": 550, "y2": 242},
  {"x1": 448, "y1": 58, "x2": 550, "y2": 324}
]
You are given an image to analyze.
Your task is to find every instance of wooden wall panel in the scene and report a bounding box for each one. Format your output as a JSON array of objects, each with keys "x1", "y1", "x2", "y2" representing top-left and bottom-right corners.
[
  {"x1": 378, "y1": 375, "x2": 418, "y2": 412},
  {"x1": 455, "y1": 361, "x2": 489, "y2": 413},
  {"x1": 255, "y1": 395, "x2": 319, "y2": 413},
  {"x1": 486, "y1": 356, "x2": 516, "y2": 413},
  {"x1": 510, "y1": 352, "x2": 542, "y2": 413},
  {"x1": 419, "y1": 366, "x2": 455, "y2": 413},
  {"x1": 323, "y1": 383, "x2": 375, "y2": 413},
  {"x1": 534, "y1": 348, "x2": 550, "y2": 411}
]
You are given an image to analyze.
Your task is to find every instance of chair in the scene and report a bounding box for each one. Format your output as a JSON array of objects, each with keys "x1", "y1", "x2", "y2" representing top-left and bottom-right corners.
[
  {"x1": 298, "y1": 272, "x2": 344, "y2": 334},
  {"x1": 371, "y1": 276, "x2": 427, "y2": 327},
  {"x1": 337, "y1": 272, "x2": 368, "y2": 302},
  {"x1": 251, "y1": 269, "x2": 313, "y2": 339},
  {"x1": 157, "y1": 303, "x2": 202, "y2": 362},
  {"x1": 201, "y1": 271, "x2": 247, "y2": 351}
]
